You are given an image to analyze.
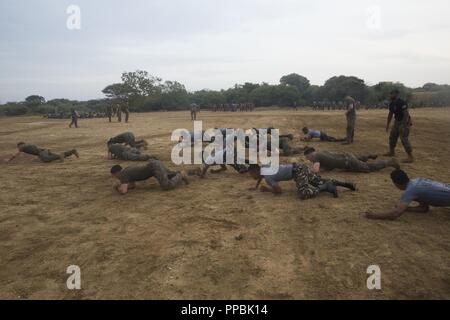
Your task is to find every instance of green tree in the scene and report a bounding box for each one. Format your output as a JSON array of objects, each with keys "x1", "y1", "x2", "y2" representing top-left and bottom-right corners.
[
  {"x1": 102, "y1": 83, "x2": 134, "y2": 101},
  {"x1": 369, "y1": 82, "x2": 412, "y2": 103},
  {"x1": 322, "y1": 76, "x2": 368, "y2": 102},
  {"x1": 280, "y1": 73, "x2": 310, "y2": 94},
  {"x1": 121, "y1": 70, "x2": 162, "y2": 96},
  {"x1": 25, "y1": 95, "x2": 46, "y2": 108}
]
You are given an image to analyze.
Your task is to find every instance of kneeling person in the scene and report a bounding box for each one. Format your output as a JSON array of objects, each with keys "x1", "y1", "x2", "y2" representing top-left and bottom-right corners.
[
  {"x1": 365, "y1": 169, "x2": 450, "y2": 220},
  {"x1": 6, "y1": 142, "x2": 79, "y2": 163},
  {"x1": 248, "y1": 163, "x2": 356, "y2": 199},
  {"x1": 108, "y1": 144, "x2": 156, "y2": 161},
  {"x1": 110, "y1": 160, "x2": 189, "y2": 194}
]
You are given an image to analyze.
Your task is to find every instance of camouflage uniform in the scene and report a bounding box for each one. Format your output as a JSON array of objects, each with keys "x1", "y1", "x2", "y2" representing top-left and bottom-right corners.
[
  {"x1": 279, "y1": 137, "x2": 304, "y2": 156},
  {"x1": 109, "y1": 144, "x2": 155, "y2": 161},
  {"x1": 108, "y1": 132, "x2": 147, "y2": 149},
  {"x1": 106, "y1": 105, "x2": 114, "y2": 123},
  {"x1": 345, "y1": 101, "x2": 356, "y2": 143},
  {"x1": 389, "y1": 98, "x2": 413, "y2": 154},
  {"x1": 190, "y1": 103, "x2": 198, "y2": 120},
  {"x1": 121, "y1": 105, "x2": 130, "y2": 123},
  {"x1": 119, "y1": 160, "x2": 183, "y2": 191},
  {"x1": 313, "y1": 151, "x2": 390, "y2": 173},
  {"x1": 40, "y1": 149, "x2": 77, "y2": 162},
  {"x1": 69, "y1": 109, "x2": 79, "y2": 128},
  {"x1": 18, "y1": 143, "x2": 77, "y2": 162},
  {"x1": 150, "y1": 160, "x2": 183, "y2": 191},
  {"x1": 292, "y1": 163, "x2": 331, "y2": 199},
  {"x1": 116, "y1": 105, "x2": 122, "y2": 122}
]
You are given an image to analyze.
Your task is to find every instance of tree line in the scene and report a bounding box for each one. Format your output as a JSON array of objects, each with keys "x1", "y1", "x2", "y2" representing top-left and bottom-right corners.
[{"x1": 1, "y1": 70, "x2": 450, "y2": 116}]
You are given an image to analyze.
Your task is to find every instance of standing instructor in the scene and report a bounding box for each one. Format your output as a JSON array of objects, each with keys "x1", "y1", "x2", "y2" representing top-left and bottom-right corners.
[{"x1": 384, "y1": 89, "x2": 414, "y2": 163}]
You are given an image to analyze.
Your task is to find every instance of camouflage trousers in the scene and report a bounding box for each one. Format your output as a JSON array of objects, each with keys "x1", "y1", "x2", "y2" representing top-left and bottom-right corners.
[
  {"x1": 346, "y1": 118, "x2": 355, "y2": 143},
  {"x1": 39, "y1": 149, "x2": 76, "y2": 162},
  {"x1": 320, "y1": 132, "x2": 346, "y2": 142},
  {"x1": 148, "y1": 160, "x2": 183, "y2": 191},
  {"x1": 389, "y1": 121, "x2": 412, "y2": 154},
  {"x1": 69, "y1": 117, "x2": 78, "y2": 128},
  {"x1": 292, "y1": 163, "x2": 330, "y2": 199},
  {"x1": 120, "y1": 148, "x2": 154, "y2": 161},
  {"x1": 128, "y1": 139, "x2": 147, "y2": 149},
  {"x1": 343, "y1": 153, "x2": 389, "y2": 173}
]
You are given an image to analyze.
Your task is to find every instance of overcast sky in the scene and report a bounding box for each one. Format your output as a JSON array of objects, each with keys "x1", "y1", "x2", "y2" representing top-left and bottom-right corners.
[{"x1": 1, "y1": 0, "x2": 450, "y2": 102}]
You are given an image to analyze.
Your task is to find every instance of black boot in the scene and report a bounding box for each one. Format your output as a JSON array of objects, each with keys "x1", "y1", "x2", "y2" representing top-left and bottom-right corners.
[
  {"x1": 318, "y1": 181, "x2": 338, "y2": 198},
  {"x1": 334, "y1": 180, "x2": 357, "y2": 191}
]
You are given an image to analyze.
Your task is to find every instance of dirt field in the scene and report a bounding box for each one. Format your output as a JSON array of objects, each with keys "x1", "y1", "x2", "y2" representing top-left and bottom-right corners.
[{"x1": 0, "y1": 108, "x2": 449, "y2": 299}]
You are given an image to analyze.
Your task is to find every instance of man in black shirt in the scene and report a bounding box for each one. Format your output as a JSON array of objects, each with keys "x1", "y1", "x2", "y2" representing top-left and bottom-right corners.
[{"x1": 384, "y1": 89, "x2": 413, "y2": 163}]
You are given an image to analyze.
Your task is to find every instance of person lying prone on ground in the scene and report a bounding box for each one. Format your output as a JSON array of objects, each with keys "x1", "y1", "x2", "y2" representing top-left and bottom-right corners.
[
  {"x1": 107, "y1": 132, "x2": 148, "y2": 150},
  {"x1": 110, "y1": 159, "x2": 189, "y2": 194},
  {"x1": 188, "y1": 147, "x2": 249, "y2": 178},
  {"x1": 5, "y1": 142, "x2": 79, "y2": 163},
  {"x1": 365, "y1": 169, "x2": 450, "y2": 220},
  {"x1": 301, "y1": 127, "x2": 346, "y2": 142},
  {"x1": 108, "y1": 143, "x2": 157, "y2": 161},
  {"x1": 248, "y1": 163, "x2": 356, "y2": 199},
  {"x1": 303, "y1": 147, "x2": 399, "y2": 173}
]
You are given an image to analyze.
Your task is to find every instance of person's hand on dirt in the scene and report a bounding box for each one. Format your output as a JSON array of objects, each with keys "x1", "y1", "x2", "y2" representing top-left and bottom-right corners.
[
  {"x1": 363, "y1": 211, "x2": 374, "y2": 219},
  {"x1": 112, "y1": 180, "x2": 121, "y2": 189}
]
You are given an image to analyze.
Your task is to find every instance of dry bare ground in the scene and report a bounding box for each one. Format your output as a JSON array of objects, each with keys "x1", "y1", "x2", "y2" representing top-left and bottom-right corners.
[{"x1": 0, "y1": 108, "x2": 449, "y2": 299}]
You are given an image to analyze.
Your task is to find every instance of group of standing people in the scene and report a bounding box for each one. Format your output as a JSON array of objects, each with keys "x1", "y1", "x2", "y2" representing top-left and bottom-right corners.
[
  {"x1": 212, "y1": 102, "x2": 255, "y2": 112},
  {"x1": 106, "y1": 103, "x2": 130, "y2": 123},
  {"x1": 68, "y1": 103, "x2": 131, "y2": 128}
]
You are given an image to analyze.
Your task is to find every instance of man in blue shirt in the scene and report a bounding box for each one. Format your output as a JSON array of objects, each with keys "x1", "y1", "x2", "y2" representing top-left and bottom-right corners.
[
  {"x1": 301, "y1": 127, "x2": 346, "y2": 143},
  {"x1": 365, "y1": 169, "x2": 450, "y2": 220}
]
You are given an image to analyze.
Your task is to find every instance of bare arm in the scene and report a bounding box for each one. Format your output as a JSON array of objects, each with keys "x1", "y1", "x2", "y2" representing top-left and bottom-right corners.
[
  {"x1": 5, "y1": 151, "x2": 21, "y2": 162},
  {"x1": 406, "y1": 203, "x2": 429, "y2": 213},
  {"x1": 365, "y1": 203, "x2": 409, "y2": 220},
  {"x1": 260, "y1": 184, "x2": 283, "y2": 195},
  {"x1": 112, "y1": 180, "x2": 128, "y2": 194}
]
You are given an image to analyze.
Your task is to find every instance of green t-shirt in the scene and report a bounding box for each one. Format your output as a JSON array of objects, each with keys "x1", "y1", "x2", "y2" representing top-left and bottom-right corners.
[
  {"x1": 118, "y1": 163, "x2": 154, "y2": 183},
  {"x1": 109, "y1": 144, "x2": 127, "y2": 158},
  {"x1": 109, "y1": 132, "x2": 134, "y2": 145},
  {"x1": 19, "y1": 144, "x2": 42, "y2": 156}
]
